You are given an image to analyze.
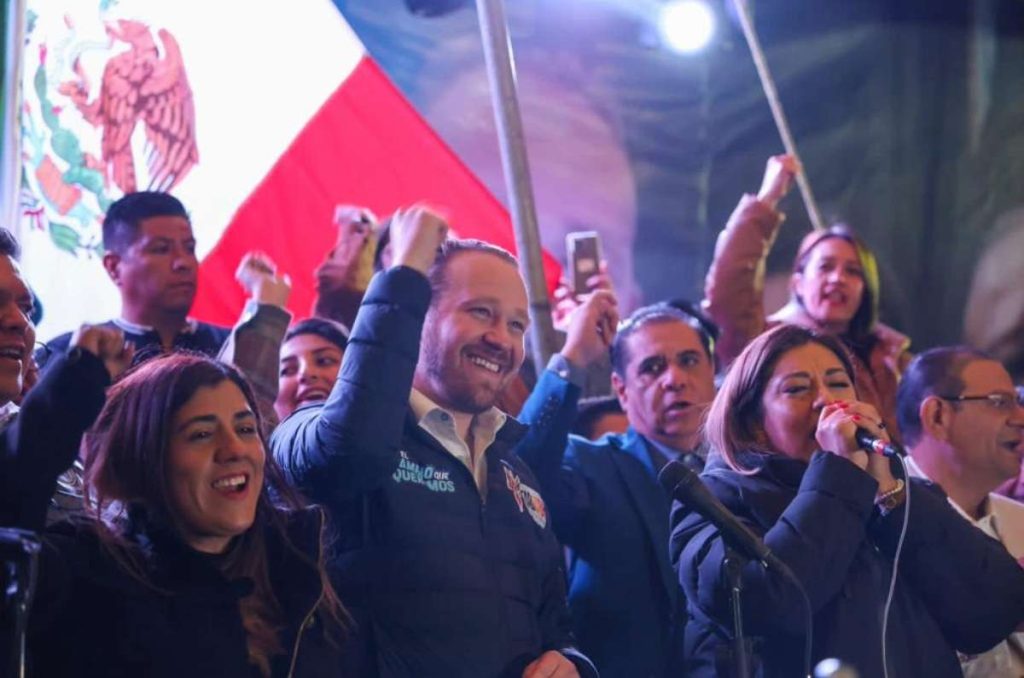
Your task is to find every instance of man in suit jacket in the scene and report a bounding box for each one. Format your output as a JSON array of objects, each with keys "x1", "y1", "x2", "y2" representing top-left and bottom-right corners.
[{"x1": 519, "y1": 302, "x2": 717, "y2": 678}]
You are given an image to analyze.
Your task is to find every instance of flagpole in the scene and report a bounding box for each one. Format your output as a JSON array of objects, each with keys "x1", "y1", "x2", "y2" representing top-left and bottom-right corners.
[
  {"x1": 1, "y1": 0, "x2": 26, "y2": 241},
  {"x1": 474, "y1": 0, "x2": 558, "y2": 373},
  {"x1": 732, "y1": 0, "x2": 825, "y2": 231}
]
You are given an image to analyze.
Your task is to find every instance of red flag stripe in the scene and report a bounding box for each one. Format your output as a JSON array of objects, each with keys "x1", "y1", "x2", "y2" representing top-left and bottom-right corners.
[{"x1": 192, "y1": 57, "x2": 561, "y2": 326}]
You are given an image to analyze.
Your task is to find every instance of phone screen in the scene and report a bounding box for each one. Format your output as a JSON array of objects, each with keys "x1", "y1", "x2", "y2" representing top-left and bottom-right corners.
[{"x1": 566, "y1": 231, "x2": 602, "y2": 296}]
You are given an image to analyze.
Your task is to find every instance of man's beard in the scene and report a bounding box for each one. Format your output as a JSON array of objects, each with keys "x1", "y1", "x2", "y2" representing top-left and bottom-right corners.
[{"x1": 420, "y1": 341, "x2": 506, "y2": 415}]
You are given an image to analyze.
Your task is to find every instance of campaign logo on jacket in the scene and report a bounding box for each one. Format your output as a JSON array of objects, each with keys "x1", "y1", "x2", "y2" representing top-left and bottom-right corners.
[
  {"x1": 502, "y1": 462, "x2": 547, "y2": 528},
  {"x1": 393, "y1": 451, "x2": 456, "y2": 493}
]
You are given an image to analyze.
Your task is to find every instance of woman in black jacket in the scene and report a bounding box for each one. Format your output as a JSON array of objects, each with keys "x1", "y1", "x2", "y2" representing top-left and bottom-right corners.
[
  {"x1": 20, "y1": 352, "x2": 347, "y2": 677},
  {"x1": 670, "y1": 324, "x2": 1024, "y2": 677}
]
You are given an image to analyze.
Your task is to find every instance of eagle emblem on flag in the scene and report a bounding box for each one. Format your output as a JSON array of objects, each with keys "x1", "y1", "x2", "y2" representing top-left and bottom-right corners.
[
  {"x1": 59, "y1": 18, "x2": 199, "y2": 194},
  {"x1": 20, "y1": 9, "x2": 197, "y2": 257}
]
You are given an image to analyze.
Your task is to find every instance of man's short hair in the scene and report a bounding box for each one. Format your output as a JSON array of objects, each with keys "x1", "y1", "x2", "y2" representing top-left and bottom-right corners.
[
  {"x1": 103, "y1": 191, "x2": 189, "y2": 254},
  {"x1": 897, "y1": 345, "x2": 993, "y2": 446},
  {"x1": 571, "y1": 395, "x2": 625, "y2": 439},
  {"x1": 610, "y1": 302, "x2": 716, "y2": 378},
  {"x1": 0, "y1": 228, "x2": 20, "y2": 259},
  {"x1": 427, "y1": 238, "x2": 517, "y2": 303}
]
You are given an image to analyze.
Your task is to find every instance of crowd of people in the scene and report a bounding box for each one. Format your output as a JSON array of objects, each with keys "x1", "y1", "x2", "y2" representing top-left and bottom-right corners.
[{"x1": 1, "y1": 154, "x2": 1023, "y2": 677}]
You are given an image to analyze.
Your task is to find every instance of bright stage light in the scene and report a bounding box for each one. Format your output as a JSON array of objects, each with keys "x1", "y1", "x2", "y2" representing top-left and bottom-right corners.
[{"x1": 659, "y1": 0, "x2": 716, "y2": 53}]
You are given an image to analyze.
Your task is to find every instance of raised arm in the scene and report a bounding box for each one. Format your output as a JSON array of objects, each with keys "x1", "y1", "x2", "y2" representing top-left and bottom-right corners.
[
  {"x1": 271, "y1": 207, "x2": 447, "y2": 502},
  {"x1": 312, "y1": 205, "x2": 379, "y2": 327},
  {"x1": 517, "y1": 290, "x2": 618, "y2": 541},
  {"x1": 0, "y1": 325, "x2": 130, "y2": 530},
  {"x1": 702, "y1": 155, "x2": 797, "y2": 366},
  {"x1": 217, "y1": 252, "x2": 292, "y2": 432}
]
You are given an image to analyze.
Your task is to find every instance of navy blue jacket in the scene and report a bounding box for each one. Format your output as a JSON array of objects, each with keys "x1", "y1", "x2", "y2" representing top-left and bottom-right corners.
[
  {"x1": 671, "y1": 449, "x2": 1024, "y2": 677},
  {"x1": 0, "y1": 349, "x2": 109, "y2": 531},
  {"x1": 271, "y1": 267, "x2": 596, "y2": 678},
  {"x1": 518, "y1": 378, "x2": 685, "y2": 678}
]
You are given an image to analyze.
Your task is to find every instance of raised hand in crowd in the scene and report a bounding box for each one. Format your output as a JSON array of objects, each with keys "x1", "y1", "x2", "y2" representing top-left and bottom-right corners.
[
  {"x1": 224, "y1": 251, "x2": 295, "y2": 430},
  {"x1": 553, "y1": 260, "x2": 614, "y2": 331},
  {"x1": 235, "y1": 251, "x2": 291, "y2": 308},
  {"x1": 15, "y1": 324, "x2": 39, "y2": 405},
  {"x1": 560, "y1": 289, "x2": 618, "y2": 370},
  {"x1": 69, "y1": 323, "x2": 134, "y2": 381},
  {"x1": 330, "y1": 204, "x2": 379, "y2": 285},
  {"x1": 388, "y1": 204, "x2": 449, "y2": 273},
  {"x1": 703, "y1": 152, "x2": 910, "y2": 438},
  {"x1": 313, "y1": 204, "x2": 378, "y2": 325},
  {"x1": 756, "y1": 153, "x2": 800, "y2": 210},
  {"x1": 523, "y1": 650, "x2": 581, "y2": 678}
]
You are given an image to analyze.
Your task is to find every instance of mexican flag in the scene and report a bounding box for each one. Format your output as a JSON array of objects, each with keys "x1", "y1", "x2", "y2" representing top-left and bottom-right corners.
[{"x1": 5, "y1": 0, "x2": 560, "y2": 340}]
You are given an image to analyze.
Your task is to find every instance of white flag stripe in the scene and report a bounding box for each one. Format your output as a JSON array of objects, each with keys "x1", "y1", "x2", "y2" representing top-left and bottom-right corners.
[{"x1": 20, "y1": 0, "x2": 365, "y2": 339}]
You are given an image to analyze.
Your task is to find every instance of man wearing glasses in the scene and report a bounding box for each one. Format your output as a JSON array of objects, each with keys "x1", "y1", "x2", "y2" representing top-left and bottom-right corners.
[{"x1": 897, "y1": 346, "x2": 1024, "y2": 677}]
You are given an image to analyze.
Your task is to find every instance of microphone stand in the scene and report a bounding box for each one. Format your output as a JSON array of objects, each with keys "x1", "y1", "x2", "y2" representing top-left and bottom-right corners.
[
  {"x1": 0, "y1": 528, "x2": 42, "y2": 678},
  {"x1": 722, "y1": 544, "x2": 756, "y2": 678}
]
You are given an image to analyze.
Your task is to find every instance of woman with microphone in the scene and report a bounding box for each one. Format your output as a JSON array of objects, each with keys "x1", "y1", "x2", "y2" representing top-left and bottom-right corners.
[{"x1": 670, "y1": 324, "x2": 1024, "y2": 677}]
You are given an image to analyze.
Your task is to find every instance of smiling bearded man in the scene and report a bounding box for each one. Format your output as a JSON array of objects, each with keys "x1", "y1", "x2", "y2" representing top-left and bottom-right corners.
[
  {"x1": 413, "y1": 241, "x2": 527, "y2": 447},
  {"x1": 271, "y1": 213, "x2": 596, "y2": 678}
]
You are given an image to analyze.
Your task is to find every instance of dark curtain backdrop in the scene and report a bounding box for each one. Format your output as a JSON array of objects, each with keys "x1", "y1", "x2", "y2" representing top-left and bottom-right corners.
[{"x1": 336, "y1": 0, "x2": 1024, "y2": 350}]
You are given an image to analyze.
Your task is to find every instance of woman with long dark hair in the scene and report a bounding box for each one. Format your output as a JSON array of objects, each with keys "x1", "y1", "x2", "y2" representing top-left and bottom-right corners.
[
  {"x1": 17, "y1": 352, "x2": 346, "y2": 677},
  {"x1": 670, "y1": 325, "x2": 1024, "y2": 676},
  {"x1": 703, "y1": 155, "x2": 911, "y2": 436}
]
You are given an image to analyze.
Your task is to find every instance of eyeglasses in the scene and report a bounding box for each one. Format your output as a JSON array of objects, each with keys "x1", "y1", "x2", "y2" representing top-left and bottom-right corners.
[{"x1": 939, "y1": 392, "x2": 1021, "y2": 412}]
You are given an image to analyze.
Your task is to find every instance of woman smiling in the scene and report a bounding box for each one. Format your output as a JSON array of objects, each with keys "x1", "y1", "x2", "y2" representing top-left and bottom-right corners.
[{"x1": 19, "y1": 353, "x2": 346, "y2": 677}]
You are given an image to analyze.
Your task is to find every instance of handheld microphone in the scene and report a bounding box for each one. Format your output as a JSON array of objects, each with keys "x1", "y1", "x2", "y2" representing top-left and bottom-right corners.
[
  {"x1": 659, "y1": 460, "x2": 783, "y2": 571},
  {"x1": 854, "y1": 428, "x2": 905, "y2": 458}
]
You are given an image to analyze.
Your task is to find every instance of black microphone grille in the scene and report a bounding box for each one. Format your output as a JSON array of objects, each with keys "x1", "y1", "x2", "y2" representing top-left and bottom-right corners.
[{"x1": 658, "y1": 459, "x2": 696, "y2": 494}]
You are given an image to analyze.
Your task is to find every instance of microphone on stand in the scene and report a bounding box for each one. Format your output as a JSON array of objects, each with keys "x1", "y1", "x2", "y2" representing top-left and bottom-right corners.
[
  {"x1": 658, "y1": 461, "x2": 786, "y2": 572},
  {"x1": 854, "y1": 428, "x2": 905, "y2": 458},
  {"x1": 660, "y1": 459, "x2": 816, "y2": 678}
]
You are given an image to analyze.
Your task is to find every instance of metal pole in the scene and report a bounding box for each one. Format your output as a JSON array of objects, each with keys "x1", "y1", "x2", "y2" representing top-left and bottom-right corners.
[
  {"x1": 724, "y1": 547, "x2": 752, "y2": 678},
  {"x1": 474, "y1": 0, "x2": 558, "y2": 372},
  {"x1": 1, "y1": 0, "x2": 27, "y2": 239},
  {"x1": 732, "y1": 0, "x2": 826, "y2": 231}
]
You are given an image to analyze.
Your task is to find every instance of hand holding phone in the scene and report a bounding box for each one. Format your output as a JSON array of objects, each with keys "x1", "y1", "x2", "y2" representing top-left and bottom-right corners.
[{"x1": 566, "y1": 231, "x2": 602, "y2": 297}]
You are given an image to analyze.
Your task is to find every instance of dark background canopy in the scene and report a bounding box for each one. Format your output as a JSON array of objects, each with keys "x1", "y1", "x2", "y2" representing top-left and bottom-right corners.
[{"x1": 338, "y1": 0, "x2": 1024, "y2": 353}]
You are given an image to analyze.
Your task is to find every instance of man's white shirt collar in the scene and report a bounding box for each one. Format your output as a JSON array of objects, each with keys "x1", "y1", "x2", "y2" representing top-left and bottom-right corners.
[{"x1": 409, "y1": 388, "x2": 507, "y2": 493}]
